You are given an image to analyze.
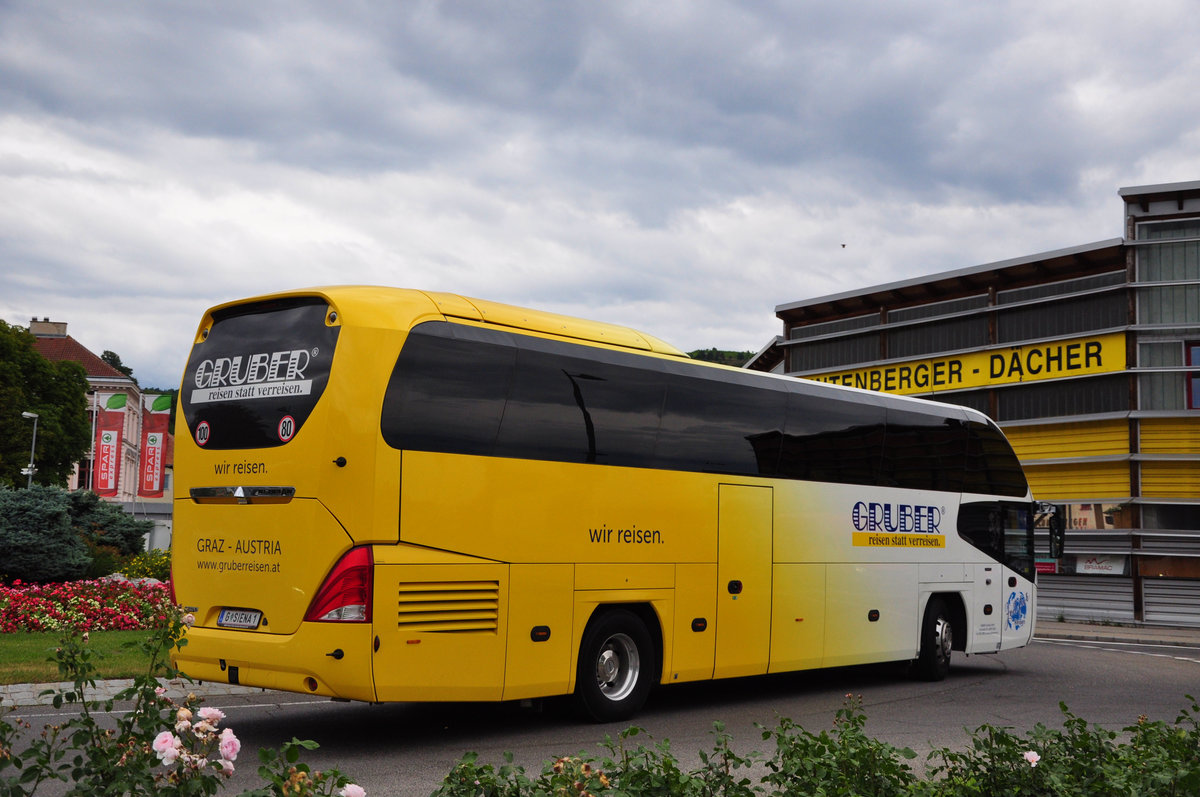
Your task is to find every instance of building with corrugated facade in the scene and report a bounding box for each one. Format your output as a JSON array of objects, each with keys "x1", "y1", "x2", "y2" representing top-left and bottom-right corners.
[{"x1": 750, "y1": 180, "x2": 1200, "y2": 626}]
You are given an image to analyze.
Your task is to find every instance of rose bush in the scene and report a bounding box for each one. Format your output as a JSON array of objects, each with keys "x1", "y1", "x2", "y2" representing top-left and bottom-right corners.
[
  {"x1": 0, "y1": 578, "x2": 173, "y2": 633},
  {"x1": 1, "y1": 612, "x2": 366, "y2": 796}
]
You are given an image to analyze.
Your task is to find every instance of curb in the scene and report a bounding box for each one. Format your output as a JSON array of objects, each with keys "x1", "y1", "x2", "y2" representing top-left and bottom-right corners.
[
  {"x1": 0, "y1": 678, "x2": 270, "y2": 710},
  {"x1": 1034, "y1": 620, "x2": 1200, "y2": 649}
]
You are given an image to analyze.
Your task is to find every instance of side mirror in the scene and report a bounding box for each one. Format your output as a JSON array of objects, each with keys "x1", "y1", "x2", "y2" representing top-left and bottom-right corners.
[{"x1": 1037, "y1": 502, "x2": 1065, "y2": 559}]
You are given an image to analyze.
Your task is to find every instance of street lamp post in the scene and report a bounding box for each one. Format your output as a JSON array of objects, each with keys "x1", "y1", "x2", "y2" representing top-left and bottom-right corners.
[{"x1": 20, "y1": 411, "x2": 38, "y2": 488}]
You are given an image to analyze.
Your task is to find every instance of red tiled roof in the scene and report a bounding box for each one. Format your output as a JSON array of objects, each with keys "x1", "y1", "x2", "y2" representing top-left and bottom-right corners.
[{"x1": 32, "y1": 335, "x2": 131, "y2": 381}]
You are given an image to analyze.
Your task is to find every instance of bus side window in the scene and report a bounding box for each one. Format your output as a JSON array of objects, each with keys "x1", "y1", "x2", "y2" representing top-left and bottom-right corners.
[
  {"x1": 882, "y1": 410, "x2": 965, "y2": 492},
  {"x1": 963, "y1": 420, "x2": 1028, "y2": 497},
  {"x1": 496, "y1": 343, "x2": 665, "y2": 468},
  {"x1": 959, "y1": 501, "x2": 1035, "y2": 580},
  {"x1": 778, "y1": 392, "x2": 885, "y2": 486},
  {"x1": 656, "y1": 369, "x2": 787, "y2": 476},
  {"x1": 381, "y1": 322, "x2": 516, "y2": 456}
]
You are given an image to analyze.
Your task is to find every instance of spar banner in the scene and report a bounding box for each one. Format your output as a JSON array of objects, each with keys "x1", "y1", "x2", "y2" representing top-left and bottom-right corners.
[
  {"x1": 93, "y1": 393, "x2": 127, "y2": 496},
  {"x1": 138, "y1": 394, "x2": 172, "y2": 498}
]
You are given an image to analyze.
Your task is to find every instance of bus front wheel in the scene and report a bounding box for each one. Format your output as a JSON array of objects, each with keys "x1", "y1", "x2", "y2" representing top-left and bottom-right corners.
[
  {"x1": 576, "y1": 609, "x2": 653, "y2": 722},
  {"x1": 916, "y1": 597, "x2": 953, "y2": 681}
]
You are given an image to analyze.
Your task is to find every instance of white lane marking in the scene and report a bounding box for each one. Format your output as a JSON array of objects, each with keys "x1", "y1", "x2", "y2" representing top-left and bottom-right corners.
[{"x1": 1036, "y1": 638, "x2": 1200, "y2": 665}]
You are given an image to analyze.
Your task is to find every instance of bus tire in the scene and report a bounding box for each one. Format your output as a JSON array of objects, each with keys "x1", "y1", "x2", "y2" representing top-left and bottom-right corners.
[
  {"x1": 916, "y1": 597, "x2": 953, "y2": 681},
  {"x1": 575, "y1": 608, "x2": 653, "y2": 722}
]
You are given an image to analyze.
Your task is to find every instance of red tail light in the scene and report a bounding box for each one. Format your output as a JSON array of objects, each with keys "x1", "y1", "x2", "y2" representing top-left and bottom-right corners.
[{"x1": 305, "y1": 547, "x2": 373, "y2": 623}]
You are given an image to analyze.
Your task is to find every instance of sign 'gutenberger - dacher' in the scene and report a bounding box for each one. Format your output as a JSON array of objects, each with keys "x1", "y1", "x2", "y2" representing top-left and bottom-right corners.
[{"x1": 805, "y1": 332, "x2": 1125, "y2": 395}]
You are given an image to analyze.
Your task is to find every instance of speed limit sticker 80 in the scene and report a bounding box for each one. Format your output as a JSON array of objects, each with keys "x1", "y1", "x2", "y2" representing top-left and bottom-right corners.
[{"x1": 278, "y1": 415, "x2": 297, "y2": 442}]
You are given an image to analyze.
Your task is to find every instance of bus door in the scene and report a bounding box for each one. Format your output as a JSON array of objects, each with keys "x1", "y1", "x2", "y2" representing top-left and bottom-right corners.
[
  {"x1": 714, "y1": 484, "x2": 772, "y2": 678},
  {"x1": 971, "y1": 563, "x2": 1002, "y2": 651},
  {"x1": 1001, "y1": 503, "x2": 1035, "y2": 646}
]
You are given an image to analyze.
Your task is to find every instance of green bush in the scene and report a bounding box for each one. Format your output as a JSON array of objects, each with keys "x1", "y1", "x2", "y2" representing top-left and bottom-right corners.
[
  {"x1": 67, "y1": 489, "x2": 151, "y2": 556},
  {"x1": 0, "y1": 486, "x2": 90, "y2": 583},
  {"x1": 763, "y1": 694, "x2": 917, "y2": 796},
  {"x1": 433, "y1": 696, "x2": 1200, "y2": 797},
  {"x1": 83, "y1": 540, "x2": 125, "y2": 579},
  {"x1": 0, "y1": 486, "x2": 154, "y2": 583},
  {"x1": 123, "y1": 548, "x2": 171, "y2": 581}
]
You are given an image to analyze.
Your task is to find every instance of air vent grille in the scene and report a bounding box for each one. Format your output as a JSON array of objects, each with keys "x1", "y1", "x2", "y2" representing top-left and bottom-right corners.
[{"x1": 395, "y1": 580, "x2": 500, "y2": 633}]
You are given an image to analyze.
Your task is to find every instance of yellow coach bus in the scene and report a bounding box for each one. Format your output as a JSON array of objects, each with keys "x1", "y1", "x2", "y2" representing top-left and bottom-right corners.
[{"x1": 172, "y1": 287, "x2": 1044, "y2": 721}]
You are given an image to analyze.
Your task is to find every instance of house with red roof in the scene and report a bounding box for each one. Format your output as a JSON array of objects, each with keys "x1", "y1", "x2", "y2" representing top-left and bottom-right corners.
[{"x1": 29, "y1": 318, "x2": 174, "y2": 549}]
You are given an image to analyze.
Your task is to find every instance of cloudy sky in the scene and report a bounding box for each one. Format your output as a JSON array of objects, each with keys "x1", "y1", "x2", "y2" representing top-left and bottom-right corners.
[{"x1": 2, "y1": 1, "x2": 1198, "y2": 389}]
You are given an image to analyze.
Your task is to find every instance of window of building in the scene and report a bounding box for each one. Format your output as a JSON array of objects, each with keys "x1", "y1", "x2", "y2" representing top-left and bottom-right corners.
[
  {"x1": 789, "y1": 313, "x2": 879, "y2": 341},
  {"x1": 887, "y1": 316, "x2": 989, "y2": 359},
  {"x1": 996, "y1": 375, "x2": 1128, "y2": 421},
  {"x1": 997, "y1": 271, "x2": 1126, "y2": 304},
  {"x1": 1137, "y1": 219, "x2": 1200, "y2": 241},
  {"x1": 1137, "y1": 240, "x2": 1200, "y2": 282},
  {"x1": 888, "y1": 294, "x2": 988, "y2": 323},
  {"x1": 996, "y1": 293, "x2": 1126, "y2": 343},
  {"x1": 1139, "y1": 284, "x2": 1200, "y2": 325},
  {"x1": 1142, "y1": 503, "x2": 1200, "y2": 530},
  {"x1": 1139, "y1": 341, "x2": 1186, "y2": 411},
  {"x1": 787, "y1": 333, "x2": 880, "y2": 372}
]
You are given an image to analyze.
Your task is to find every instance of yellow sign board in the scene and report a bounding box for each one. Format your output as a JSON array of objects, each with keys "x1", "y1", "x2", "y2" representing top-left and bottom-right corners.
[{"x1": 805, "y1": 332, "x2": 1126, "y2": 396}]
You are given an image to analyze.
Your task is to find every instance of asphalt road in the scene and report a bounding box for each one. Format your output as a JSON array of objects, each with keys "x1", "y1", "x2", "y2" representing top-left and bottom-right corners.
[{"x1": 9, "y1": 636, "x2": 1200, "y2": 796}]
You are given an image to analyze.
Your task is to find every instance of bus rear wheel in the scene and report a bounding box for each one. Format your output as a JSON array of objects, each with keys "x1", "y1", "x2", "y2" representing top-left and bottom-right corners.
[
  {"x1": 576, "y1": 609, "x2": 653, "y2": 722},
  {"x1": 915, "y1": 597, "x2": 953, "y2": 681}
]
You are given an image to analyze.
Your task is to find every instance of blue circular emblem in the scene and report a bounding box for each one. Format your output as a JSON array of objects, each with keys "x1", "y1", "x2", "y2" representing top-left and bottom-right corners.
[{"x1": 1006, "y1": 590, "x2": 1028, "y2": 631}]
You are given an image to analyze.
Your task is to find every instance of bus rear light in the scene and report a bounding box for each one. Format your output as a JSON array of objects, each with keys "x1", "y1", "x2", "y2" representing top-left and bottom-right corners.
[{"x1": 305, "y1": 547, "x2": 373, "y2": 623}]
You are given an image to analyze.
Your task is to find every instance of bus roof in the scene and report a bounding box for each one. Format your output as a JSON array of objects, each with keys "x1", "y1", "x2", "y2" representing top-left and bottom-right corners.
[
  {"x1": 199, "y1": 286, "x2": 688, "y2": 358},
  {"x1": 422, "y1": 291, "x2": 688, "y2": 357}
]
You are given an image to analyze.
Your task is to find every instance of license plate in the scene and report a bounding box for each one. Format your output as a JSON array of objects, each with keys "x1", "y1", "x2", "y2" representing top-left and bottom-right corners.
[{"x1": 217, "y1": 609, "x2": 262, "y2": 629}]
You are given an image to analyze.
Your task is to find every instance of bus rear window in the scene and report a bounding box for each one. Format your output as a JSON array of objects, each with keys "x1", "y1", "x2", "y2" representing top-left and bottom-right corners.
[{"x1": 180, "y1": 298, "x2": 339, "y2": 450}]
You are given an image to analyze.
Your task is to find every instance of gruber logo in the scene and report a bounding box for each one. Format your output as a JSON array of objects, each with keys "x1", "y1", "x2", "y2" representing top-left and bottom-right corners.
[
  {"x1": 194, "y1": 349, "x2": 311, "y2": 389},
  {"x1": 190, "y1": 349, "x2": 315, "y2": 405},
  {"x1": 851, "y1": 501, "x2": 942, "y2": 533}
]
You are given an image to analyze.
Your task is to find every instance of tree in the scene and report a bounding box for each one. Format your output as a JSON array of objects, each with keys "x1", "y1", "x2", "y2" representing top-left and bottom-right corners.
[
  {"x1": 0, "y1": 486, "x2": 91, "y2": 582},
  {"x1": 101, "y1": 349, "x2": 137, "y2": 384},
  {"x1": 67, "y1": 488, "x2": 152, "y2": 555},
  {"x1": 687, "y1": 348, "x2": 755, "y2": 367},
  {"x1": 0, "y1": 320, "x2": 92, "y2": 487}
]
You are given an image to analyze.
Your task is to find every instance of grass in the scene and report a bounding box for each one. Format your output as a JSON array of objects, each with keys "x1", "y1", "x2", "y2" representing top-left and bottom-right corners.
[{"x1": 0, "y1": 630, "x2": 160, "y2": 685}]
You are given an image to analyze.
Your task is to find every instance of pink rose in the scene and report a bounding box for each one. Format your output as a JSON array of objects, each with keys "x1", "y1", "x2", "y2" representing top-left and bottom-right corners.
[
  {"x1": 152, "y1": 730, "x2": 176, "y2": 754},
  {"x1": 198, "y1": 706, "x2": 225, "y2": 723},
  {"x1": 339, "y1": 785, "x2": 367, "y2": 797},
  {"x1": 152, "y1": 731, "x2": 182, "y2": 765},
  {"x1": 219, "y1": 727, "x2": 241, "y2": 761}
]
